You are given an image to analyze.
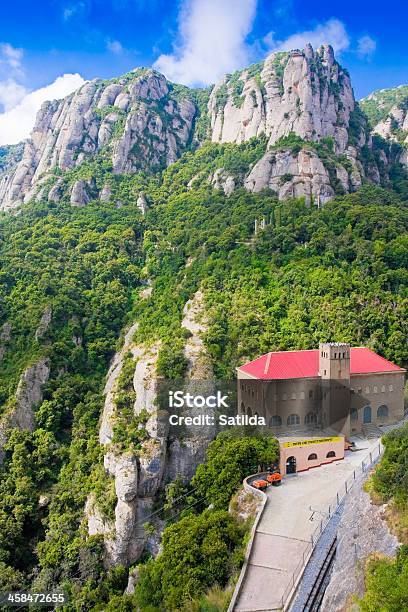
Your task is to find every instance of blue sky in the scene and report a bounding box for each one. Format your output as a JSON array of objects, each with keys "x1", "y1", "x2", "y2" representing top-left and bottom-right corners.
[{"x1": 0, "y1": 0, "x2": 407, "y2": 144}]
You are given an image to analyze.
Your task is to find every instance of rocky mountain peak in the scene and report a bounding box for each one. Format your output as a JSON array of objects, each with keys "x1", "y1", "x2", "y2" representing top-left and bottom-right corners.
[
  {"x1": 0, "y1": 45, "x2": 405, "y2": 211},
  {"x1": 0, "y1": 68, "x2": 196, "y2": 210},
  {"x1": 209, "y1": 44, "x2": 356, "y2": 154}
]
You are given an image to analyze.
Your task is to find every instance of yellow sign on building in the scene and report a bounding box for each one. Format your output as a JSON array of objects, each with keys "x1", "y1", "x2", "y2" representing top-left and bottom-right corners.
[{"x1": 282, "y1": 436, "x2": 342, "y2": 448}]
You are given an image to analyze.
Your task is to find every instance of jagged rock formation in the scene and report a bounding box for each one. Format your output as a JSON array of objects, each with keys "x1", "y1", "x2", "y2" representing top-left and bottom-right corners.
[
  {"x1": 361, "y1": 85, "x2": 408, "y2": 168},
  {"x1": 0, "y1": 46, "x2": 404, "y2": 211},
  {"x1": 0, "y1": 357, "x2": 50, "y2": 462},
  {"x1": 373, "y1": 103, "x2": 408, "y2": 145},
  {"x1": 209, "y1": 45, "x2": 354, "y2": 153},
  {"x1": 0, "y1": 69, "x2": 196, "y2": 210},
  {"x1": 87, "y1": 288, "x2": 214, "y2": 567},
  {"x1": 210, "y1": 168, "x2": 236, "y2": 196},
  {"x1": 245, "y1": 149, "x2": 336, "y2": 203},
  {"x1": 0, "y1": 322, "x2": 12, "y2": 361},
  {"x1": 88, "y1": 322, "x2": 163, "y2": 567},
  {"x1": 164, "y1": 290, "x2": 213, "y2": 483}
]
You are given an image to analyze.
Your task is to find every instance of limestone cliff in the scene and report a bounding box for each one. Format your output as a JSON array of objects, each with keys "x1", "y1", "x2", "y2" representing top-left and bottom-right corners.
[
  {"x1": 361, "y1": 85, "x2": 408, "y2": 168},
  {"x1": 86, "y1": 285, "x2": 213, "y2": 567},
  {"x1": 0, "y1": 357, "x2": 50, "y2": 462},
  {"x1": 0, "y1": 69, "x2": 196, "y2": 210},
  {"x1": 209, "y1": 45, "x2": 355, "y2": 154},
  {"x1": 0, "y1": 46, "x2": 402, "y2": 211}
]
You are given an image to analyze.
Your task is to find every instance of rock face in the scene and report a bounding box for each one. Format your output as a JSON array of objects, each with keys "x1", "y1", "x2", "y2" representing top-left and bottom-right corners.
[
  {"x1": 0, "y1": 357, "x2": 50, "y2": 462},
  {"x1": 245, "y1": 149, "x2": 335, "y2": 204},
  {"x1": 209, "y1": 45, "x2": 355, "y2": 154},
  {"x1": 88, "y1": 288, "x2": 214, "y2": 567},
  {"x1": 0, "y1": 322, "x2": 12, "y2": 361},
  {"x1": 0, "y1": 45, "x2": 398, "y2": 211},
  {"x1": 35, "y1": 306, "x2": 52, "y2": 341},
  {"x1": 89, "y1": 321, "x2": 166, "y2": 567},
  {"x1": 0, "y1": 69, "x2": 196, "y2": 210},
  {"x1": 371, "y1": 100, "x2": 408, "y2": 168},
  {"x1": 322, "y1": 473, "x2": 399, "y2": 611}
]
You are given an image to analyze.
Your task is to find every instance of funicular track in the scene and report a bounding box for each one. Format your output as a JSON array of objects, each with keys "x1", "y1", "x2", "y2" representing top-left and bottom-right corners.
[{"x1": 301, "y1": 537, "x2": 337, "y2": 611}]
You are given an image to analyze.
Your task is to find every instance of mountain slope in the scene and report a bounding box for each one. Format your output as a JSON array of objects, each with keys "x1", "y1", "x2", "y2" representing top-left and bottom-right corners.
[
  {"x1": 361, "y1": 85, "x2": 408, "y2": 168},
  {"x1": 0, "y1": 44, "x2": 407, "y2": 609},
  {"x1": 1, "y1": 44, "x2": 405, "y2": 211}
]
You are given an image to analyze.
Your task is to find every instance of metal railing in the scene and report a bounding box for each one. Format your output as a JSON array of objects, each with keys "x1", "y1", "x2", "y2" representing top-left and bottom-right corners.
[{"x1": 279, "y1": 442, "x2": 383, "y2": 609}]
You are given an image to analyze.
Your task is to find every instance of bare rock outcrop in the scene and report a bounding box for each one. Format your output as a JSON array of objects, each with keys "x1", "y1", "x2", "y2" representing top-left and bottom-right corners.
[
  {"x1": 164, "y1": 290, "x2": 213, "y2": 482},
  {"x1": 0, "y1": 322, "x2": 12, "y2": 361},
  {"x1": 0, "y1": 357, "x2": 50, "y2": 461},
  {"x1": 35, "y1": 306, "x2": 52, "y2": 341},
  {"x1": 245, "y1": 148, "x2": 336, "y2": 204},
  {"x1": 0, "y1": 70, "x2": 196, "y2": 211},
  {"x1": 89, "y1": 321, "x2": 166, "y2": 567},
  {"x1": 210, "y1": 168, "x2": 236, "y2": 196},
  {"x1": 88, "y1": 290, "x2": 215, "y2": 567},
  {"x1": 209, "y1": 45, "x2": 355, "y2": 154},
  {"x1": 70, "y1": 180, "x2": 91, "y2": 207}
]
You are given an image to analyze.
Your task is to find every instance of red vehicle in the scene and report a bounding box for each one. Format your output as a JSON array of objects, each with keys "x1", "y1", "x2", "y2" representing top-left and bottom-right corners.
[
  {"x1": 252, "y1": 479, "x2": 269, "y2": 491},
  {"x1": 252, "y1": 470, "x2": 282, "y2": 491},
  {"x1": 266, "y1": 472, "x2": 282, "y2": 486}
]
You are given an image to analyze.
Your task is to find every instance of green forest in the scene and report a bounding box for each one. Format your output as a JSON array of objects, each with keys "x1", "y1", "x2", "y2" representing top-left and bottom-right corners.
[{"x1": 0, "y1": 128, "x2": 407, "y2": 610}]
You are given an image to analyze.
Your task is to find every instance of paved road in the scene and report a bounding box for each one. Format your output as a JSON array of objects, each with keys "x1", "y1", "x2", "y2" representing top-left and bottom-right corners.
[{"x1": 234, "y1": 437, "x2": 382, "y2": 612}]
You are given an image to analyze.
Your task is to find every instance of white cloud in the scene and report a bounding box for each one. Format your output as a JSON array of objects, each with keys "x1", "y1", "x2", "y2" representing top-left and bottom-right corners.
[
  {"x1": 153, "y1": 0, "x2": 257, "y2": 86},
  {"x1": 357, "y1": 35, "x2": 376, "y2": 59},
  {"x1": 63, "y1": 2, "x2": 87, "y2": 21},
  {"x1": 0, "y1": 79, "x2": 28, "y2": 111},
  {"x1": 265, "y1": 18, "x2": 350, "y2": 55},
  {"x1": 0, "y1": 73, "x2": 86, "y2": 145},
  {"x1": 0, "y1": 42, "x2": 24, "y2": 71},
  {"x1": 106, "y1": 39, "x2": 124, "y2": 54}
]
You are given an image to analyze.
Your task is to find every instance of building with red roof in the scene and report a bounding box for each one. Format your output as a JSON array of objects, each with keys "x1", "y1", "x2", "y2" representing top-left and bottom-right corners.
[{"x1": 237, "y1": 343, "x2": 405, "y2": 474}]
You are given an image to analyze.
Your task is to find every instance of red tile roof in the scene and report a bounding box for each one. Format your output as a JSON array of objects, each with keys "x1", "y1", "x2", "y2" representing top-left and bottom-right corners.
[{"x1": 238, "y1": 348, "x2": 405, "y2": 380}]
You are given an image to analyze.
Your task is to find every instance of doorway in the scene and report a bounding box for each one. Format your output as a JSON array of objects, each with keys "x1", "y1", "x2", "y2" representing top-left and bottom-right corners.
[
  {"x1": 363, "y1": 405, "x2": 372, "y2": 424},
  {"x1": 286, "y1": 456, "x2": 297, "y2": 474}
]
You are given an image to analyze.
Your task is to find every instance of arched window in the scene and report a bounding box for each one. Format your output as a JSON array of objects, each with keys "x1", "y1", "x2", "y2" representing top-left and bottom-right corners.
[
  {"x1": 326, "y1": 451, "x2": 336, "y2": 458},
  {"x1": 377, "y1": 405, "x2": 389, "y2": 420},
  {"x1": 363, "y1": 405, "x2": 372, "y2": 424},
  {"x1": 305, "y1": 411, "x2": 317, "y2": 425},
  {"x1": 308, "y1": 453, "x2": 317, "y2": 460},
  {"x1": 287, "y1": 413, "x2": 300, "y2": 426},
  {"x1": 240, "y1": 402, "x2": 245, "y2": 414},
  {"x1": 350, "y1": 407, "x2": 358, "y2": 422},
  {"x1": 247, "y1": 407, "x2": 252, "y2": 417},
  {"x1": 270, "y1": 415, "x2": 282, "y2": 427}
]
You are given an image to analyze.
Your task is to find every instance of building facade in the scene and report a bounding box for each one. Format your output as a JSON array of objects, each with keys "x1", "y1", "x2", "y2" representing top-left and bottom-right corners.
[{"x1": 237, "y1": 343, "x2": 405, "y2": 437}]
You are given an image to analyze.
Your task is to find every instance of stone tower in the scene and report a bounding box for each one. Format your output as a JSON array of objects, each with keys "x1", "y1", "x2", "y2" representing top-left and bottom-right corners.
[
  {"x1": 319, "y1": 342, "x2": 350, "y2": 381},
  {"x1": 319, "y1": 342, "x2": 351, "y2": 436}
]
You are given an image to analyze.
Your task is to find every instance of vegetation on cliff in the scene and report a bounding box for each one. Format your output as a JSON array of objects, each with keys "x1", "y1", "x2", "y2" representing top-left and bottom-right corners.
[
  {"x1": 0, "y1": 125, "x2": 406, "y2": 609},
  {"x1": 360, "y1": 423, "x2": 408, "y2": 611}
]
